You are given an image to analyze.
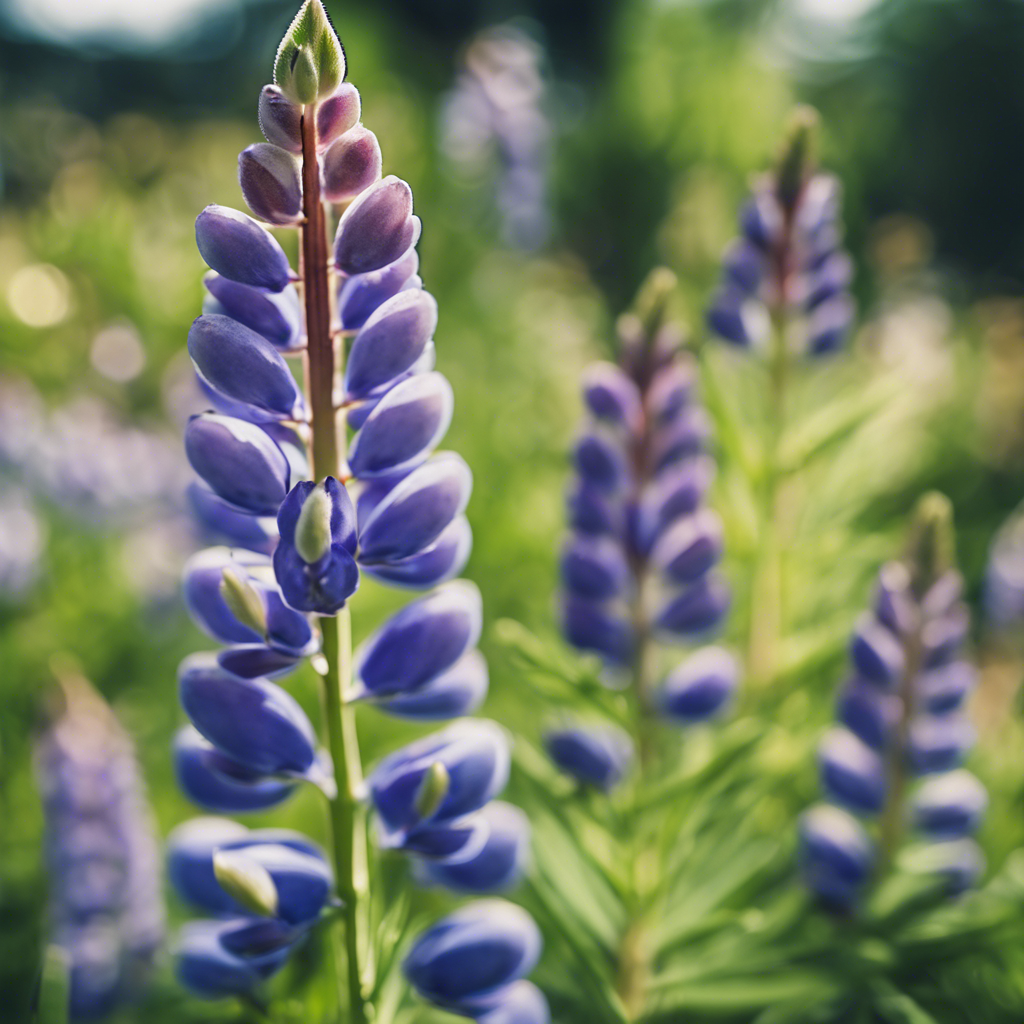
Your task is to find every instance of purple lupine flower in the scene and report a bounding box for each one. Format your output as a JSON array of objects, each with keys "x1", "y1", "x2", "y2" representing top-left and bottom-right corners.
[
  {"x1": 404, "y1": 900, "x2": 545, "y2": 1013},
  {"x1": 800, "y1": 494, "x2": 986, "y2": 910},
  {"x1": 554, "y1": 269, "x2": 738, "y2": 788},
  {"x1": 543, "y1": 724, "x2": 633, "y2": 790},
  {"x1": 707, "y1": 109, "x2": 855, "y2": 357},
  {"x1": 36, "y1": 672, "x2": 164, "y2": 1019}
]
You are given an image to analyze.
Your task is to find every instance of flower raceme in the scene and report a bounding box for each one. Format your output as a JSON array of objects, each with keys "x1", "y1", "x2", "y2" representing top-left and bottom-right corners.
[
  {"x1": 800, "y1": 495, "x2": 987, "y2": 910},
  {"x1": 171, "y1": 3, "x2": 543, "y2": 1015}
]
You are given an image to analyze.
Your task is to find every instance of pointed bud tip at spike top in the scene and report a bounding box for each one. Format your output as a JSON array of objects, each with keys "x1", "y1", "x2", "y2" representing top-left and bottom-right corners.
[
  {"x1": 776, "y1": 105, "x2": 820, "y2": 210},
  {"x1": 634, "y1": 266, "x2": 678, "y2": 338},
  {"x1": 213, "y1": 849, "x2": 279, "y2": 917},
  {"x1": 906, "y1": 492, "x2": 955, "y2": 595},
  {"x1": 274, "y1": 0, "x2": 346, "y2": 104}
]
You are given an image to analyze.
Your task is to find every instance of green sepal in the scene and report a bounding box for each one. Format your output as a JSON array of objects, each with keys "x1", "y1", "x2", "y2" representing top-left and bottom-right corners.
[
  {"x1": 220, "y1": 568, "x2": 267, "y2": 638},
  {"x1": 274, "y1": 0, "x2": 346, "y2": 105},
  {"x1": 295, "y1": 483, "x2": 334, "y2": 564},
  {"x1": 414, "y1": 761, "x2": 450, "y2": 820},
  {"x1": 213, "y1": 849, "x2": 279, "y2": 917}
]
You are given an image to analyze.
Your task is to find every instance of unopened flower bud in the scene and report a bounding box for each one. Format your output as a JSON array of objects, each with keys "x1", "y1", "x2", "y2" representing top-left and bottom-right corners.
[
  {"x1": 195, "y1": 205, "x2": 292, "y2": 292},
  {"x1": 849, "y1": 614, "x2": 904, "y2": 688},
  {"x1": 317, "y1": 83, "x2": 361, "y2": 149},
  {"x1": 322, "y1": 126, "x2": 382, "y2": 203},
  {"x1": 581, "y1": 362, "x2": 642, "y2": 432},
  {"x1": 912, "y1": 770, "x2": 987, "y2": 838},
  {"x1": 561, "y1": 535, "x2": 630, "y2": 601},
  {"x1": 660, "y1": 646, "x2": 739, "y2": 723},
  {"x1": 257, "y1": 85, "x2": 302, "y2": 153},
  {"x1": 337, "y1": 247, "x2": 419, "y2": 330},
  {"x1": 203, "y1": 274, "x2": 302, "y2": 351},
  {"x1": 376, "y1": 648, "x2": 488, "y2": 720},
  {"x1": 334, "y1": 176, "x2": 420, "y2": 275},
  {"x1": 562, "y1": 595, "x2": 633, "y2": 665},
  {"x1": 654, "y1": 575, "x2": 731, "y2": 637},
  {"x1": 362, "y1": 515, "x2": 472, "y2": 591},
  {"x1": 544, "y1": 724, "x2": 633, "y2": 790},
  {"x1": 274, "y1": 0, "x2": 346, "y2": 104},
  {"x1": 239, "y1": 143, "x2": 303, "y2": 225},
  {"x1": 818, "y1": 727, "x2": 886, "y2": 814}
]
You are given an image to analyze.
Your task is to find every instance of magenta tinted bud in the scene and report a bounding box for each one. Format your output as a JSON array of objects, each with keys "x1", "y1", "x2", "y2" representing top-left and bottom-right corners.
[
  {"x1": 185, "y1": 413, "x2": 290, "y2": 515},
  {"x1": 187, "y1": 482, "x2": 276, "y2": 554},
  {"x1": 273, "y1": 478, "x2": 360, "y2": 615},
  {"x1": 239, "y1": 143, "x2": 302, "y2": 225},
  {"x1": 195, "y1": 205, "x2": 292, "y2": 292},
  {"x1": 362, "y1": 515, "x2": 472, "y2": 591},
  {"x1": 907, "y1": 715, "x2": 973, "y2": 775},
  {"x1": 836, "y1": 681, "x2": 898, "y2": 751},
  {"x1": 473, "y1": 981, "x2": 550, "y2": 1024},
  {"x1": 573, "y1": 432, "x2": 628, "y2": 493},
  {"x1": 562, "y1": 595, "x2": 633, "y2": 665},
  {"x1": 849, "y1": 614, "x2": 904, "y2": 688},
  {"x1": 921, "y1": 606, "x2": 970, "y2": 668},
  {"x1": 421, "y1": 802, "x2": 530, "y2": 894},
  {"x1": 567, "y1": 481, "x2": 623, "y2": 537},
  {"x1": 204, "y1": 274, "x2": 302, "y2": 351},
  {"x1": 334, "y1": 175, "x2": 420, "y2": 275},
  {"x1": 375, "y1": 648, "x2": 488, "y2": 720},
  {"x1": 646, "y1": 361, "x2": 695, "y2": 426},
  {"x1": 357, "y1": 453, "x2": 472, "y2": 564},
  {"x1": 344, "y1": 288, "x2": 438, "y2": 398},
  {"x1": 369, "y1": 720, "x2": 510, "y2": 833},
  {"x1": 799, "y1": 804, "x2": 873, "y2": 885},
  {"x1": 317, "y1": 83, "x2": 361, "y2": 149},
  {"x1": 322, "y1": 126, "x2": 383, "y2": 203},
  {"x1": 355, "y1": 580, "x2": 482, "y2": 697},
  {"x1": 912, "y1": 770, "x2": 987, "y2": 838},
  {"x1": 174, "y1": 726, "x2": 298, "y2": 813},
  {"x1": 818, "y1": 728, "x2": 886, "y2": 814},
  {"x1": 561, "y1": 535, "x2": 629, "y2": 600},
  {"x1": 651, "y1": 406, "x2": 710, "y2": 471},
  {"x1": 655, "y1": 574, "x2": 730, "y2": 637},
  {"x1": 258, "y1": 85, "x2": 302, "y2": 153},
  {"x1": 916, "y1": 661, "x2": 976, "y2": 714},
  {"x1": 796, "y1": 175, "x2": 840, "y2": 237},
  {"x1": 348, "y1": 372, "x2": 454, "y2": 479},
  {"x1": 178, "y1": 653, "x2": 320, "y2": 780},
  {"x1": 544, "y1": 724, "x2": 632, "y2": 790},
  {"x1": 403, "y1": 900, "x2": 541, "y2": 1005},
  {"x1": 651, "y1": 509, "x2": 723, "y2": 584},
  {"x1": 175, "y1": 919, "x2": 280, "y2": 997},
  {"x1": 660, "y1": 646, "x2": 739, "y2": 723},
  {"x1": 188, "y1": 314, "x2": 302, "y2": 421},
  {"x1": 581, "y1": 362, "x2": 643, "y2": 431},
  {"x1": 338, "y1": 248, "x2": 420, "y2": 331},
  {"x1": 807, "y1": 294, "x2": 854, "y2": 356}
]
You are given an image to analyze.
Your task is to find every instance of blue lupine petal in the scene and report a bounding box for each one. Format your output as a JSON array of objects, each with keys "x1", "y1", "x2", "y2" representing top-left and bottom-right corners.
[
  {"x1": 912, "y1": 770, "x2": 987, "y2": 838},
  {"x1": 174, "y1": 726, "x2": 298, "y2": 813},
  {"x1": 660, "y1": 646, "x2": 739, "y2": 723},
  {"x1": 389, "y1": 815, "x2": 490, "y2": 861},
  {"x1": 807, "y1": 294, "x2": 854, "y2": 356},
  {"x1": 921, "y1": 571, "x2": 964, "y2": 620},
  {"x1": 185, "y1": 413, "x2": 290, "y2": 515},
  {"x1": 274, "y1": 540, "x2": 360, "y2": 614},
  {"x1": 187, "y1": 482, "x2": 277, "y2": 554},
  {"x1": 873, "y1": 561, "x2": 917, "y2": 637},
  {"x1": 217, "y1": 645, "x2": 301, "y2": 680},
  {"x1": 368, "y1": 720, "x2": 510, "y2": 834},
  {"x1": 836, "y1": 681, "x2": 898, "y2": 751},
  {"x1": 468, "y1": 981, "x2": 550, "y2": 1024},
  {"x1": 799, "y1": 804, "x2": 874, "y2": 885},
  {"x1": 182, "y1": 548, "x2": 267, "y2": 646},
  {"x1": 344, "y1": 288, "x2": 438, "y2": 398},
  {"x1": 567, "y1": 481, "x2": 624, "y2": 538},
  {"x1": 403, "y1": 900, "x2": 542, "y2": 1005},
  {"x1": 374, "y1": 648, "x2": 488, "y2": 720},
  {"x1": 195, "y1": 205, "x2": 292, "y2": 292},
  {"x1": 706, "y1": 289, "x2": 769, "y2": 348},
  {"x1": 849, "y1": 614, "x2": 904, "y2": 688},
  {"x1": 740, "y1": 189, "x2": 783, "y2": 249},
  {"x1": 337, "y1": 248, "x2": 419, "y2": 331},
  {"x1": 921, "y1": 606, "x2": 970, "y2": 668},
  {"x1": 561, "y1": 595, "x2": 633, "y2": 665},
  {"x1": 188, "y1": 314, "x2": 302, "y2": 420},
  {"x1": 651, "y1": 406, "x2": 711, "y2": 471},
  {"x1": 573, "y1": 431, "x2": 628, "y2": 493},
  {"x1": 239, "y1": 143, "x2": 303, "y2": 225},
  {"x1": 722, "y1": 238, "x2": 766, "y2": 294},
  {"x1": 419, "y1": 802, "x2": 530, "y2": 894},
  {"x1": 349, "y1": 372, "x2": 454, "y2": 479},
  {"x1": 178, "y1": 653, "x2": 318, "y2": 779},
  {"x1": 175, "y1": 920, "x2": 273, "y2": 998},
  {"x1": 632, "y1": 456, "x2": 714, "y2": 553},
  {"x1": 650, "y1": 509, "x2": 723, "y2": 584},
  {"x1": 346, "y1": 339, "x2": 436, "y2": 430},
  {"x1": 544, "y1": 725, "x2": 632, "y2": 790},
  {"x1": 654, "y1": 575, "x2": 731, "y2": 637},
  {"x1": 166, "y1": 817, "x2": 253, "y2": 914},
  {"x1": 818, "y1": 728, "x2": 886, "y2": 814},
  {"x1": 581, "y1": 362, "x2": 642, "y2": 432},
  {"x1": 362, "y1": 515, "x2": 472, "y2": 591},
  {"x1": 358, "y1": 453, "x2": 473, "y2": 564},
  {"x1": 916, "y1": 662, "x2": 976, "y2": 714},
  {"x1": 355, "y1": 580, "x2": 483, "y2": 697},
  {"x1": 237, "y1": 843, "x2": 332, "y2": 926},
  {"x1": 907, "y1": 714, "x2": 974, "y2": 775},
  {"x1": 560, "y1": 535, "x2": 629, "y2": 600},
  {"x1": 646, "y1": 360, "x2": 696, "y2": 426},
  {"x1": 204, "y1": 274, "x2": 302, "y2": 351},
  {"x1": 334, "y1": 175, "x2": 420, "y2": 276}
]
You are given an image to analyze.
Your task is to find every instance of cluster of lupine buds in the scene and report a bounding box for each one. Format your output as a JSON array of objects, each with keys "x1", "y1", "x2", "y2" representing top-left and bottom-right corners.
[
  {"x1": 550, "y1": 271, "x2": 739, "y2": 787},
  {"x1": 800, "y1": 495, "x2": 986, "y2": 910},
  {"x1": 441, "y1": 25, "x2": 551, "y2": 250},
  {"x1": 35, "y1": 670, "x2": 164, "y2": 1019},
  {"x1": 171, "y1": 3, "x2": 542, "y2": 1013},
  {"x1": 707, "y1": 108, "x2": 854, "y2": 356}
]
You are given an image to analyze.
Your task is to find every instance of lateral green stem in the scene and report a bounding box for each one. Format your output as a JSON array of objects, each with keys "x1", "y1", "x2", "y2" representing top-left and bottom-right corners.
[{"x1": 300, "y1": 103, "x2": 372, "y2": 1024}]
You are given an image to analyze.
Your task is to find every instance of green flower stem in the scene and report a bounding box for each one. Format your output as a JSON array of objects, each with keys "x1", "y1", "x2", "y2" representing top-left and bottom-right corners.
[{"x1": 300, "y1": 102, "x2": 372, "y2": 1024}]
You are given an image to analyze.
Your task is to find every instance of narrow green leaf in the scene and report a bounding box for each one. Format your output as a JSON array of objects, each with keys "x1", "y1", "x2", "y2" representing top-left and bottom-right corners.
[{"x1": 35, "y1": 946, "x2": 69, "y2": 1024}]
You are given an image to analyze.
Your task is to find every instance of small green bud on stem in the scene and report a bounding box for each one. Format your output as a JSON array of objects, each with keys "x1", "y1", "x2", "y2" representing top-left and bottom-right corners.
[
  {"x1": 275, "y1": 0, "x2": 346, "y2": 105},
  {"x1": 213, "y1": 850, "x2": 280, "y2": 917},
  {"x1": 414, "y1": 761, "x2": 451, "y2": 820},
  {"x1": 295, "y1": 483, "x2": 334, "y2": 564},
  {"x1": 220, "y1": 568, "x2": 268, "y2": 637},
  {"x1": 634, "y1": 266, "x2": 678, "y2": 342}
]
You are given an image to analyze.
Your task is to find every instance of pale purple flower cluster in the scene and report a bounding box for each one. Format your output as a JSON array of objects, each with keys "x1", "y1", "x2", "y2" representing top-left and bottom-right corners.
[{"x1": 35, "y1": 676, "x2": 164, "y2": 1019}]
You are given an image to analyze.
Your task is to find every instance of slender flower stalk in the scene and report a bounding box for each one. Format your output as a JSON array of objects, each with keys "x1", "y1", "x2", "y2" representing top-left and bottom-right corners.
[
  {"x1": 801, "y1": 494, "x2": 986, "y2": 910},
  {"x1": 172, "y1": 5, "x2": 542, "y2": 1021},
  {"x1": 707, "y1": 107, "x2": 855, "y2": 688}
]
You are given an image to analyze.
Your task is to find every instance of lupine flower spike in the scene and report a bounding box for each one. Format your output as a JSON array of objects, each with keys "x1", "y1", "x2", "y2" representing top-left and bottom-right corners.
[
  {"x1": 35, "y1": 664, "x2": 164, "y2": 1020},
  {"x1": 550, "y1": 268, "x2": 738, "y2": 787},
  {"x1": 173, "y1": 4, "x2": 542, "y2": 1019},
  {"x1": 800, "y1": 493, "x2": 986, "y2": 911}
]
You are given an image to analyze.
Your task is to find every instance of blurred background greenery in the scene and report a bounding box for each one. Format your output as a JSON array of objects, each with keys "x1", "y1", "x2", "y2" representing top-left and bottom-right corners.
[{"x1": 4, "y1": 0, "x2": 1024, "y2": 1020}]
